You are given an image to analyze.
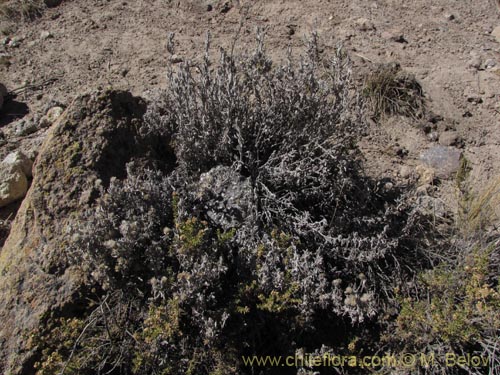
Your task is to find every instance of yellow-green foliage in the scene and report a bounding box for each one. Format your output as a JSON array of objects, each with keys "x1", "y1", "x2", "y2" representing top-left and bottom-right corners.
[
  {"x1": 257, "y1": 285, "x2": 301, "y2": 313},
  {"x1": 133, "y1": 299, "x2": 182, "y2": 374},
  {"x1": 175, "y1": 217, "x2": 208, "y2": 255},
  {"x1": 395, "y1": 246, "x2": 500, "y2": 347},
  {"x1": 31, "y1": 317, "x2": 86, "y2": 375}
]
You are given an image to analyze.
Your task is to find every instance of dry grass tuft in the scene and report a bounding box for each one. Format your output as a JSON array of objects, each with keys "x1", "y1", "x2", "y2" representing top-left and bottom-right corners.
[
  {"x1": 363, "y1": 63, "x2": 426, "y2": 120},
  {"x1": 0, "y1": 0, "x2": 46, "y2": 21}
]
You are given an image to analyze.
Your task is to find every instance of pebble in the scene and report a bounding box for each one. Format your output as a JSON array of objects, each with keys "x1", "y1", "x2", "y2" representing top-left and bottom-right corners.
[
  {"x1": 438, "y1": 131, "x2": 461, "y2": 147},
  {"x1": 399, "y1": 165, "x2": 413, "y2": 179},
  {"x1": 169, "y1": 54, "x2": 183, "y2": 64},
  {"x1": 381, "y1": 29, "x2": 406, "y2": 43},
  {"x1": 39, "y1": 106, "x2": 64, "y2": 128},
  {"x1": 492, "y1": 26, "x2": 500, "y2": 43},
  {"x1": 356, "y1": 18, "x2": 375, "y2": 31},
  {"x1": 427, "y1": 132, "x2": 439, "y2": 142},
  {"x1": 419, "y1": 146, "x2": 462, "y2": 179},
  {"x1": 0, "y1": 163, "x2": 28, "y2": 208},
  {"x1": 14, "y1": 120, "x2": 38, "y2": 136},
  {"x1": 467, "y1": 55, "x2": 482, "y2": 70},
  {"x1": 8, "y1": 38, "x2": 21, "y2": 48},
  {"x1": 484, "y1": 59, "x2": 496, "y2": 69},
  {"x1": 3, "y1": 151, "x2": 33, "y2": 178},
  {"x1": 40, "y1": 31, "x2": 53, "y2": 40}
]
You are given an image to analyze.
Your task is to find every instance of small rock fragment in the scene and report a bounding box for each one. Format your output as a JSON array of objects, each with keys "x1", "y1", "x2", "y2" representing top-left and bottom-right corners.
[
  {"x1": 14, "y1": 120, "x2": 38, "y2": 136},
  {"x1": 356, "y1": 18, "x2": 375, "y2": 31},
  {"x1": 0, "y1": 163, "x2": 28, "y2": 207},
  {"x1": 381, "y1": 29, "x2": 406, "y2": 43},
  {"x1": 8, "y1": 37, "x2": 21, "y2": 48},
  {"x1": 3, "y1": 151, "x2": 33, "y2": 178},
  {"x1": 40, "y1": 31, "x2": 53, "y2": 40},
  {"x1": 467, "y1": 56, "x2": 482, "y2": 70},
  {"x1": 492, "y1": 26, "x2": 500, "y2": 43},
  {"x1": 399, "y1": 165, "x2": 413, "y2": 179},
  {"x1": 39, "y1": 106, "x2": 64, "y2": 128},
  {"x1": 483, "y1": 59, "x2": 496, "y2": 69},
  {"x1": 438, "y1": 131, "x2": 461, "y2": 147},
  {"x1": 420, "y1": 146, "x2": 462, "y2": 179},
  {"x1": 169, "y1": 54, "x2": 183, "y2": 64}
]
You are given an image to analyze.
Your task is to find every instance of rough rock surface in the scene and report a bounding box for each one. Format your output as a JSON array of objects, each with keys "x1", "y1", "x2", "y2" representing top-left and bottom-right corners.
[
  {"x1": 0, "y1": 90, "x2": 174, "y2": 375},
  {"x1": 3, "y1": 150, "x2": 33, "y2": 178},
  {"x1": 197, "y1": 166, "x2": 253, "y2": 230},
  {"x1": 419, "y1": 146, "x2": 462, "y2": 179}
]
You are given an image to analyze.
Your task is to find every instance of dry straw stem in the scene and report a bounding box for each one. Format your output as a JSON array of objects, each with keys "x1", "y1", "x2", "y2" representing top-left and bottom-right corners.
[
  {"x1": 0, "y1": 0, "x2": 45, "y2": 21},
  {"x1": 457, "y1": 165, "x2": 500, "y2": 236}
]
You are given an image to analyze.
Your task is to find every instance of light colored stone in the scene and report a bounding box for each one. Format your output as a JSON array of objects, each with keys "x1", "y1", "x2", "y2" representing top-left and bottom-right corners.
[
  {"x1": 467, "y1": 56, "x2": 481, "y2": 70},
  {"x1": 39, "y1": 106, "x2": 64, "y2": 128},
  {"x1": 356, "y1": 18, "x2": 375, "y2": 31},
  {"x1": 420, "y1": 146, "x2": 462, "y2": 179},
  {"x1": 399, "y1": 165, "x2": 413, "y2": 179},
  {"x1": 0, "y1": 163, "x2": 28, "y2": 207},
  {"x1": 3, "y1": 151, "x2": 33, "y2": 178},
  {"x1": 438, "y1": 131, "x2": 461, "y2": 147},
  {"x1": 169, "y1": 54, "x2": 183, "y2": 64},
  {"x1": 40, "y1": 31, "x2": 53, "y2": 40},
  {"x1": 381, "y1": 29, "x2": 406, "y2": 43},
  {"x1": 492, "y1": 26, "x2": 500, "y2": 43},
  {"x1": 416, "y1": 164, "x2": 436, "y2": 185}
]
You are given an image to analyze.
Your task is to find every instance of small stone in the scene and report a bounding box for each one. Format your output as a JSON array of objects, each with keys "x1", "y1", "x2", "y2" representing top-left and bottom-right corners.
[
  {"x1": 420, "y1": 146, "x2": 462, "y2": 179},
  {"x1": 40, "y1": 31, "x2": 53, "y2": 40},
  {"x1": 444, "y1": 14, "x2": 455, "y2": 21},
  {"x1": 169, "y1": 54, "x2": 183, "y2": 64},
  {"x1": 492, "y1": 26, "x2": 500, "y2": 43},
  {"x1": 14, "y1": 120, "x2": 38, "y2": 136},
  {"x1": 467, "y1": 56, "x2": 482, "y2": 70},
  {"x1": 39, "y1": 106, "x2": 64, "y2": 128},
  {"x1": 399, "y1": 165, "x2": 413, "y2": 179},
  {"x1": 438, "y1": 131, "x2": 461, "y2": 147},
  {"x1": 1, "y1": 37, "x2": 10, "y2": 46},
  {"x1": 8, "y1": 37, "x2": 21, "y2": 48},
  {"x1": 3, "y1": 151, "x2": 33, "y2": 178},
  {"x1": 206, "y1": 4, "x2": 213, "y2": 11},
  {"x1": 356, "y1": 18, "x2": 375, "y2": 31},
  {"x1": 0, "y1": 163, "x2": 28, "y2": 207},
  {"x1": 427, "y1": 131, "x2": 439, "y2": 142},
  {"x1": 484, "y1": 59, "x2": 496, "y2": 69},
  {"x1": 381, "y1": 29, "x2": 406, "y2": 43}
]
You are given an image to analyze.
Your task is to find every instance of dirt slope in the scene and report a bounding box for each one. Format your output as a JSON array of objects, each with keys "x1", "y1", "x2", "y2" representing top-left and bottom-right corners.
[{"x1": 1, "y1": 0, "x2": 500, "y2": 208}]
